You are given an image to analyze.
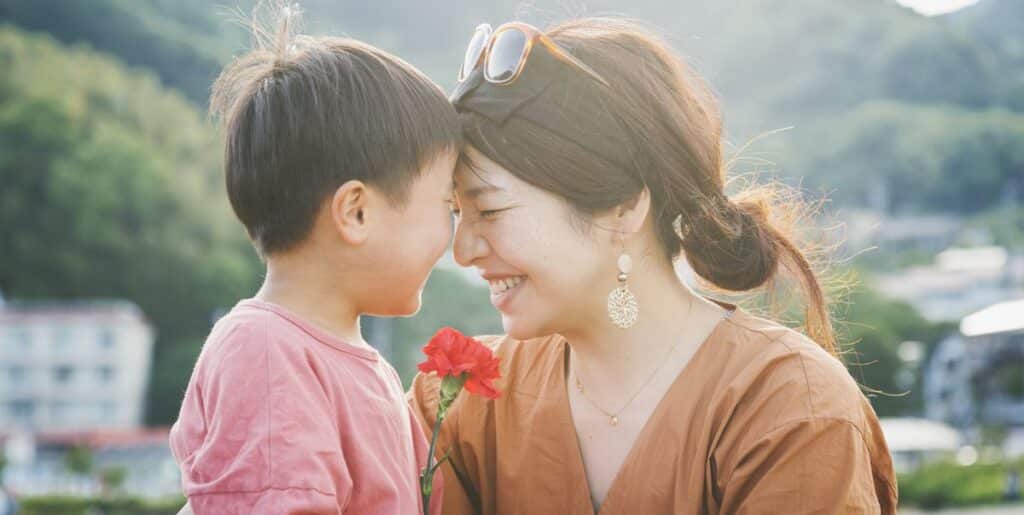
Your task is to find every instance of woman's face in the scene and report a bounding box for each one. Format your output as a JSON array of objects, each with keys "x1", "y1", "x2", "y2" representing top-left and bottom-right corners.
[{"x1": 452, "y1": 146, "x2": 617, "y2": 340}]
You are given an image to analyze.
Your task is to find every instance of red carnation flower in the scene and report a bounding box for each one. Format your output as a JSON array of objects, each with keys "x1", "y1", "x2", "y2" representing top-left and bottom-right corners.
[
  {"x1": 418, "y1": 328, "x2": 503, "y2": 513},
  {"x1": 417, "y1": 327, "x2": 501, "y2": 400}
]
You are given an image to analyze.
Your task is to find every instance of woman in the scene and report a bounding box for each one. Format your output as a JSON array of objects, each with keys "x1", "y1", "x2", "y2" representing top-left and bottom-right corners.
[{"x1": 410, "y1": 18, "x2": 897, "y2": 514}]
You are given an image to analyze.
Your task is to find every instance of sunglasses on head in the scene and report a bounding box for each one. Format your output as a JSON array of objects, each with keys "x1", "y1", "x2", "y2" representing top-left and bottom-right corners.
[{"x1": 458, "y1": 22, "x2": 609, "y2": 87}]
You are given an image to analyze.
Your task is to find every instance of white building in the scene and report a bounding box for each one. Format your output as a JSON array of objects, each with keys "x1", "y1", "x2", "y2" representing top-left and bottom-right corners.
[
  {"x1": 878, "y1": 417, "x2": 961, "y2": 473},
  {"x1": 875, "y1": 246, "x2": 1024, "y2": 321},
  {"x1": 842, "y1": 211, "x2": 963, "y2": 256},
  {"x1": 1, "y1": 429, "x2": 180, "y2": 498},
  {"x1": 924, "y1": 333, "x2": 974, "y2": 426},
  {"x1": 0, "y1": 300, "x2": 155, "y2": 432},
  {"x1": 958, "y1": 300, "x2": 1024, "y2": 429},
  {"x1": 924, "y1": 299, "x2": 1024, "y2": 456}
]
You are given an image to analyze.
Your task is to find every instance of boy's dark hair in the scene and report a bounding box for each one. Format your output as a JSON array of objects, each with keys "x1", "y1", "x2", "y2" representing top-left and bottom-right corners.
[{"x1": 210, "y1": 4, "x2": 460, "y2": 255}]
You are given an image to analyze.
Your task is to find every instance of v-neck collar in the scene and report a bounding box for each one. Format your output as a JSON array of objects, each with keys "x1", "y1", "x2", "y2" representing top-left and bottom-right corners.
[{"x1": 558, "y1": 307, "x2": 736, "y2": 515}]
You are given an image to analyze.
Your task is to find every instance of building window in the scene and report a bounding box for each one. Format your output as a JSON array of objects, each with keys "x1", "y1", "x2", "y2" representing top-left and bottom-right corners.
[
  {"x1": 8, "y1": 366, "x2": 26, "y2": 385},
  {"x1": 53, "y1": 327, "x2": 73, "y2": 350},
  {"x1": 9, "y1": 400, "x2": 35, "y2": 422},
  {"x1": 51, "y1": 401, "x2": 71, "y2": 422},
  {"x1": 98, "y1": 329, "x2": 115, "y2": 349},
  {"x1": 97, "y1": 366, "x2": 115, "y2": 383},
  {"x1": 7, "y1": 328, "x2": 31, "y2": 349},
  {"x1": 53, "y1": 366, "x2": 74, "y2": 384},
  {"x1": 100, "y1": 401, "x2": 117, "y2": 420}
]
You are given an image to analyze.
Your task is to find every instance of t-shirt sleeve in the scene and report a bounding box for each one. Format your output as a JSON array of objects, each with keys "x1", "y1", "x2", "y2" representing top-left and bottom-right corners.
[
  {"x1": 170, "y1": 324, "x2": 351, "y2": 515},
  {"x1": 715, "y1": 416, "x2": 894, "y2": 514},
  {"x1": 408, "y1": 371, "x2": 478, "y2": 515}
]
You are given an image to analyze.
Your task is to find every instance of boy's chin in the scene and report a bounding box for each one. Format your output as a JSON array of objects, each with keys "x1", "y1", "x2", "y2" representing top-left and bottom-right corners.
[
  {"x1": 381, "y1": 292, "x2": 423, "y2": 318},
  {"x1": 399, "y1": 299, "x2": 423, "y2": 317}
]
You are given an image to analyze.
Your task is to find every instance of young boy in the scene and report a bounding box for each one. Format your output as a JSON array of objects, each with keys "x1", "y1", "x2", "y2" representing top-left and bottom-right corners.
[{"x1": 169, "y1": 8, "x2": 460, "y2": 514}]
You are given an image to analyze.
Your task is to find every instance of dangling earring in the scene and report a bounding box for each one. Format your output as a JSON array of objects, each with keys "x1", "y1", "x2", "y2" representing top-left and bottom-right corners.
[{"x1": 607, "y1": 252, "x2": 639, "y2": 329}]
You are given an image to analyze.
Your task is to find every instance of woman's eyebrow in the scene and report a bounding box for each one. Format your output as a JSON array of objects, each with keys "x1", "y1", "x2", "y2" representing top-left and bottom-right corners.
[{"x1": 460, "y1": 184, "x2": 505, "y2": 200}]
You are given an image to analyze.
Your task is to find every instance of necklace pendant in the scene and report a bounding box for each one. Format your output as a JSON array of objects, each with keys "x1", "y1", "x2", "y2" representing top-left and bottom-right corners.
[{"x1": 610, "y1": 415, "x2": 619, "y2": 426}]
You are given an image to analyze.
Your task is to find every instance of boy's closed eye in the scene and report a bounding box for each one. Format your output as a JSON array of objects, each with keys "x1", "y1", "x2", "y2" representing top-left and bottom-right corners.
[{"x1": 446, "y1": 198, "x2": 462, "y2": 218}]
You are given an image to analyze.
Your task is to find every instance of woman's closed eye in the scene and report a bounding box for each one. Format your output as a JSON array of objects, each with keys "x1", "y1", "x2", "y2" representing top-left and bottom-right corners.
[
  {"x1": 452, "y1": 204, "x2": 513, "y2": 221},
  {"x1": 478, "y1": 207, "x2": 511, "y2": 220}
]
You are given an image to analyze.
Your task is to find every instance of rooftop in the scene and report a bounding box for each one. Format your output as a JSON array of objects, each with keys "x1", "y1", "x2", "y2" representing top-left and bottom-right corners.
[
  {"x1": 879, "y1": 417, "x2": 960, "y2": 452},
  {"x1": 961, "y1": 298, "x2": 1024, "y2": 337},
  {"x1": 0, "y1": 298, "x2": 150, "y2": 325}
]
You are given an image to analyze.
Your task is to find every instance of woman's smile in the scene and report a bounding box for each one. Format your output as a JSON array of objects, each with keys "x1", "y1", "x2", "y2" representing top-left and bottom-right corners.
[{"x1": 484, "y1": 274, "x2": 527, "y2": 310}]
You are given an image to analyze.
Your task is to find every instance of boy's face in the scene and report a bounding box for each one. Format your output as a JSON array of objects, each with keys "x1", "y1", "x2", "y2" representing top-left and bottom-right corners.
[{"x1": 363, "y1": 149, "x2": 459, "y2": 317}]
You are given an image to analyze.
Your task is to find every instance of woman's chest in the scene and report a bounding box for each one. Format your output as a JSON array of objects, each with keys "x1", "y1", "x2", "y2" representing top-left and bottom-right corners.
[
  {"x1": 480, "y1": 389, "x2": 715, "y2": 514},
  {"x1": 569, "y1": 389, "x2": 663, "y2": 509}
]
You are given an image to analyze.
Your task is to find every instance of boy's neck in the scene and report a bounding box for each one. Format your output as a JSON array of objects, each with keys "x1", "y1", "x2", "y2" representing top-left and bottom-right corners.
[{"x1": 255, "y1": 251, "x2": 366, "y2": 346}]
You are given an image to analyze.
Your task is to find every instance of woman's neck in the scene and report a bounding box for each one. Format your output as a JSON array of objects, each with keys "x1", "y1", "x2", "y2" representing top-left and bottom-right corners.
[{"x1": 562, "y1": 259, "x2": 727, "y2": 402}]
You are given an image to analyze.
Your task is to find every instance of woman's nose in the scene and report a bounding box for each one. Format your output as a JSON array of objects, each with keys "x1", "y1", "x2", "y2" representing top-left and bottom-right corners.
[{"x1": 453, "y1": 217, "x2": 488, "y2": 267}]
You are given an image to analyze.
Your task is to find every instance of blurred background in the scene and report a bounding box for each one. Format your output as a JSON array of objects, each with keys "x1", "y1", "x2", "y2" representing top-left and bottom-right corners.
[{"x1": 0, "y1": 0, "x2": 1021, "y2": 513}]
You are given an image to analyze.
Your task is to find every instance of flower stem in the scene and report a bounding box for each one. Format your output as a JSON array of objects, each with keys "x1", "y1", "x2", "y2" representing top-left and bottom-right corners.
[
  {"x1": 421, "y1": 406, "x2": 446, "y2": 513},
  {"x1": 421, "y1": 374, "x2": 463, "y2": 514}
]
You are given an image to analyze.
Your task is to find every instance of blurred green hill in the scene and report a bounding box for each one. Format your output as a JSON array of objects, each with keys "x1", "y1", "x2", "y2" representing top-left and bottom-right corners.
[{"x1": 4, "y1": 0, "x2": 1020, "y2": 213}]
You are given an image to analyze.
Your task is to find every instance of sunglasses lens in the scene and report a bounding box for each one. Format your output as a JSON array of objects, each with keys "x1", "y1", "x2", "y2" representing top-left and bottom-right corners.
[
  {"x1": 486, "y1": 29, "x2": 527, "y2": 82},
  {"x1": 460, "y1": 27, "x2": 490, "y2": 81}
]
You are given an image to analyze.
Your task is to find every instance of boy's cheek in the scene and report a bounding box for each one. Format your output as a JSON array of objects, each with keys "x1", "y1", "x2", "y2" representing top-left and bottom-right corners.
[{"x1": 424, "y1": 208, "x2": 454, "y2": 257}]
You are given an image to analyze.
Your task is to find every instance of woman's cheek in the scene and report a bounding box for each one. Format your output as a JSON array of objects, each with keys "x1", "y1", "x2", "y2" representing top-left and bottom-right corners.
[{"x1": 489, "y1": 220, "x2": 528, "y2": 263}]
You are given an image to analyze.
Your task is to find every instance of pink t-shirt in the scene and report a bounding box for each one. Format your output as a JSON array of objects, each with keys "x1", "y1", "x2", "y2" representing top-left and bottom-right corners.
[{"x1": 170, "y1": 299, "x2": 441, "y2": 515}]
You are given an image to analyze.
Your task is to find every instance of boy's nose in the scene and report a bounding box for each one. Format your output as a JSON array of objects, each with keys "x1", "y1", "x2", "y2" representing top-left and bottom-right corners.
[{"x1": 453, "y1": 218, "x2": 488, "y2": 267}]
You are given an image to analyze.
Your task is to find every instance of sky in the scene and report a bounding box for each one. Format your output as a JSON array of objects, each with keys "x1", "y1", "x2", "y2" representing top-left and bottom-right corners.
[{"x1": 896, "y1": 0, "x2": 982, "y2": 16}]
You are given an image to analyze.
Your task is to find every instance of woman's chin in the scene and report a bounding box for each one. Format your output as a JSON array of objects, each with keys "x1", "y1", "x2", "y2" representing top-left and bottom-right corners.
[{"x1": 502, "y1": 314, "x2": 553, "y2": 341}]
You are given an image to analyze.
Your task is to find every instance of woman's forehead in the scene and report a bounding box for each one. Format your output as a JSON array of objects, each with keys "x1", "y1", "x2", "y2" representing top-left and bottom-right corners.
[{"x1": 455, "y1": 147, "x2": 513, "y2": 191}]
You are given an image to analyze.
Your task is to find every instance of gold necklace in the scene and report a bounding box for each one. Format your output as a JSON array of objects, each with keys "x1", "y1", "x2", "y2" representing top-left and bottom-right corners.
[
  {"x1": 572, "y1": 334, "x2": 687, "y2": 427},
  {"x1": 572, "y1": 305, "x2": 727, "y2": 426}
]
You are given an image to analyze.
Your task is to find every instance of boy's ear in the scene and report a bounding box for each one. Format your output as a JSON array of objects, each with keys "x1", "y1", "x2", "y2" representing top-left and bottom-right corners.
[{"x1": 330, "y1": 180, "x2": 371, "y2": 245}]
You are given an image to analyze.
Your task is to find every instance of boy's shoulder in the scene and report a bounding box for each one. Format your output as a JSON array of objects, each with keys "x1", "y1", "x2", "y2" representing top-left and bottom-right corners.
[
  {"x1": 204, "y1": 300, "x2": 301, "y2": 352},
  {"x1": 193, "y1": 299, "x2": 327, "y2": 377},
  {"x1": 196, "y1": 299, "x2": 385, "y2": 381}
]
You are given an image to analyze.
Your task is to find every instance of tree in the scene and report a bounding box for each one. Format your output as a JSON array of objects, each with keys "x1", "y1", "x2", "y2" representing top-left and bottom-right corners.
[
  {"x1": 0, "y1": 0, "x2": 234, "y2": 105},
  {"x1": 63, "y1": 445, "x2": 93, "y2": 477},
  {"x1": 0, "y1": 27, "x2": 261, "y2": 424},
  {"x1": 793, "y1": 102, "x2": 1024, "y2": 214},
  {"x1": 836, "y1": 275, "x2": 955, "y2": 417},
  {"x1": 99, "y1": 466, "x2": 128, "y2": 498}
]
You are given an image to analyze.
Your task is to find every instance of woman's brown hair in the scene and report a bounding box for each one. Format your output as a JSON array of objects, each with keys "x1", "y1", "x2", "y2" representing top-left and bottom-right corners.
[{"x1": 460, "y1": 17, "x2": 836, "y2": 355}]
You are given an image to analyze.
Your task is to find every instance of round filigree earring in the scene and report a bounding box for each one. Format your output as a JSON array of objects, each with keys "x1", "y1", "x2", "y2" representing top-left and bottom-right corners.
[{"x1": 607, "y1": 252, "x2": 639, "y2": 329}]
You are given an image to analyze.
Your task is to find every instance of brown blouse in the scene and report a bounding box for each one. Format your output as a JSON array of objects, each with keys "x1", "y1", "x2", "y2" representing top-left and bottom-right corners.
[{"x1": 408, "y1": 308, "x2": 898, "y2": 514}]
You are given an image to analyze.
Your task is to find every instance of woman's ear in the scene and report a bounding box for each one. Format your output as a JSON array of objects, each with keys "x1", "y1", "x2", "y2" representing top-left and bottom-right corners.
[
  {"x1": 616, "y1": 186, "x2": 651, "y2": 236},
  {"x1": 330, "y1": 180, "x2": 371, "y2": 245}
]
